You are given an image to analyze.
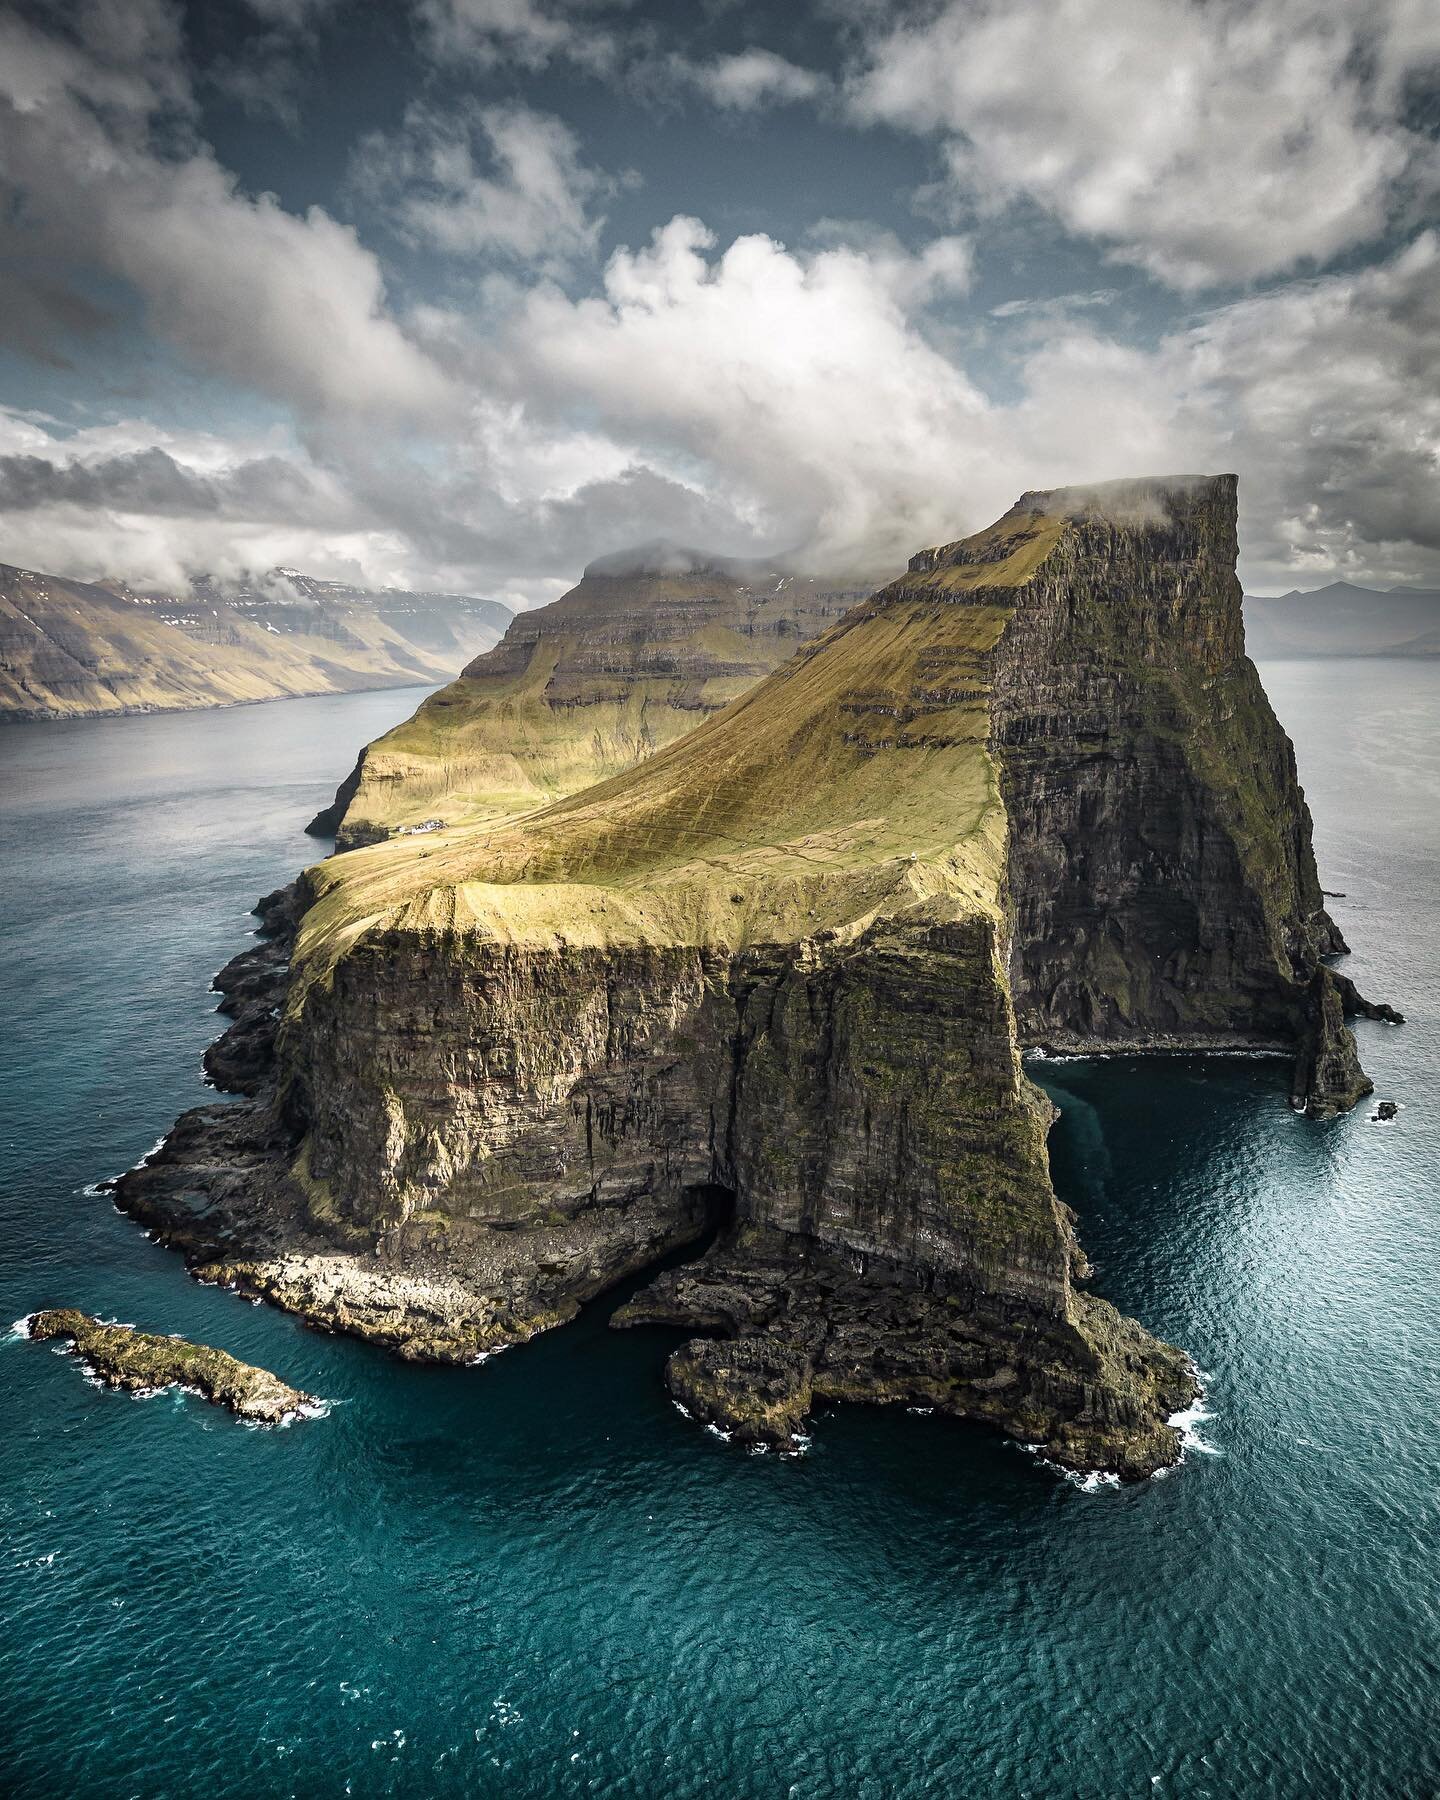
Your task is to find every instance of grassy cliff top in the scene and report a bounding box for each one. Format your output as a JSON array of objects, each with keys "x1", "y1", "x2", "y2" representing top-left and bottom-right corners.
[
  {"x1": 292, "y1": 477, "x2": 1234, "y2": 987},
  {"x1": 295, "y1": 588, "x2": 1017, "y2": 989}
]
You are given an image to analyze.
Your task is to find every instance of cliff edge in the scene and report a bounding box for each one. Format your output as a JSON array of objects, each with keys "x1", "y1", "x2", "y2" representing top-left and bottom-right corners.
[{"x1": 116, "y1": 475, "x2": 1392, "y2": 1480}]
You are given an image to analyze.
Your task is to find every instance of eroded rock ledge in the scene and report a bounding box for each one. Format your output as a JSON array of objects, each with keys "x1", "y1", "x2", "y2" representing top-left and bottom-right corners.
[
  {"x1": 24, "y1": 1309, "x2": 316, "y2": 1424},
  {"x1": 115, "y1": 475, "x2": 1396, "y2": 1479}
]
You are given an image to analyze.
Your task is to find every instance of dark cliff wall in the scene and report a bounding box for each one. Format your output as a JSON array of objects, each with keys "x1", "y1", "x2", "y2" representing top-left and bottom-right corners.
[
  {"x1": 988, "y1": 476, "x2": 1345, "y2": 1055},
  {"x1": 287, "y1": 907, "x2": 1069, "y2": 1320},
  {"x1": 727, "y1": 911, "x2": 1068, "y2": 1315}
]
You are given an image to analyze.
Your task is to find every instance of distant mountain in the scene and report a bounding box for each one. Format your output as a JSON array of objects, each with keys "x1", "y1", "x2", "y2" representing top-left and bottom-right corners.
[
  {"x1": 0, "y1": 563, "x2": 512, "y2": 720},
  {"x1": 1244, "y1": 581, "x2": 1440, "y2": 657}
]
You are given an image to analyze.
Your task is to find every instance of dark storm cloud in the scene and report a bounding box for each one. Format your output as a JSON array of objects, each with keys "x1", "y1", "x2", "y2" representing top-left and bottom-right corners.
[{"x1": 0, "y1": 447, "x2": 343, "y2": 522}]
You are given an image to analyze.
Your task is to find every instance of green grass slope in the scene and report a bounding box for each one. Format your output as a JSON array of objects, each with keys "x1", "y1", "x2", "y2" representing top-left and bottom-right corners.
[{"x1": 317, "y1": 553, "x2": 871, "y2": 847}]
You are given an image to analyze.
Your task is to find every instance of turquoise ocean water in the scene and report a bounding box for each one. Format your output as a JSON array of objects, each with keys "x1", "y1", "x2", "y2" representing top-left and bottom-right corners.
[{"x1": 0, "y1": 666, "x2": 1435, "y2": 1798}]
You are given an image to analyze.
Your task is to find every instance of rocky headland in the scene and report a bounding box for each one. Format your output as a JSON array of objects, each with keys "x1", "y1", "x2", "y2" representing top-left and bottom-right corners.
[
  {"x1": 23, "y1": 1309, "x2": 316, "y2": 1424},
  {"x1": 116, "y1": 474, "x2": 1397, "y2": 1479},
  {"x1": 309, "y1": 543, "x2": 870, "y2": 848}
]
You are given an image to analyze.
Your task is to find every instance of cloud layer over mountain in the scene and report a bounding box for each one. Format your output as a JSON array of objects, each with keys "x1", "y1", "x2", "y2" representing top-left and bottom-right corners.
[{"x1": 1, "y1": 0, "x2": 1436, "y2": 603}]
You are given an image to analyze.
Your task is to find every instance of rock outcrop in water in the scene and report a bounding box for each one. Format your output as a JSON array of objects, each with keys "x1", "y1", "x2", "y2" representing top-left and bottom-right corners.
[
  {"x1": 309, "y1": 544, "x2": 869, "y2": 849},
  {"x1": 117, "y1": 474, "x2": 1394, "y2": 1479},
  {"x1": 24, "y1": 1309, "x2": 316, "y2": 1423}
]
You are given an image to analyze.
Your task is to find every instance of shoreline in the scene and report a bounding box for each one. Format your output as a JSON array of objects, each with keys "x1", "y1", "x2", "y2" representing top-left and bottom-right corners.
[{"x1": 0, "y1": 675, "x2": 442, "y2": 729}]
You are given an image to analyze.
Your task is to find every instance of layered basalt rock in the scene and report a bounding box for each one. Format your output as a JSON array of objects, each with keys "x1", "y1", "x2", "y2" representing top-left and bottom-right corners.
[
  {"x1": 310, "y1": 545, "x2": 869, "y2": 849},
  {"x1": 200, "y1": 884, "x2": 302, "y2": 1096},
  {"x1": 118, "y1": 475, "x2": 1393, "y2": 1478},
  {"x1": 974, "y1": 475, "x2": 1397, "y2": 1114}
]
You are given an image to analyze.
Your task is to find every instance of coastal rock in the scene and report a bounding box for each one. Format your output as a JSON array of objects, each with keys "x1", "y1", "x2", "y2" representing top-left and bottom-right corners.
[
  {"x1": 1329, "y1": 970, "x2": 1404, "y2": 1026},
  {"x1": 618, "y1": 1225, "x2": 1194, "y2": 1476},
  {"x1": 1292, "y1": 969, "x2": 1374, "y2": 1117},
  {"x1": 24, "y1": 1309, "x2": 316, "y2": 1423},
  {"x1": 201, "y1": 885, "x2": 305, "y2": 1095},
  {"x1": 117, "y1": 474, "x2": 1393, "y2": 1479}
]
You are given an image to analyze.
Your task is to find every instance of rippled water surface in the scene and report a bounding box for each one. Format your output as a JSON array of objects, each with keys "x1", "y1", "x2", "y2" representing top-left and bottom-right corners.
[{"x1": 1, "y1": 668, "x2": 1436, "y2": 1798}]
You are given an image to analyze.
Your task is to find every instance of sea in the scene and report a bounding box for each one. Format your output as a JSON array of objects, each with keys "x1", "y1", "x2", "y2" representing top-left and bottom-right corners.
[{"x1": 0, "y1": 666, "x2": 1435, "y2": 1799}]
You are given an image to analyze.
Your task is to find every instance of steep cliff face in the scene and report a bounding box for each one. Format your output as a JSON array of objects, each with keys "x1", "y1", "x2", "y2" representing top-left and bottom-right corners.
[
  {"x1": 0, "y1": 563, "x2": 510, "y2": 719},
  {"x1": 119, "y1": 475, "x2": 1390, "y2": 1479},
  {"x1": 311, "y1": 545, "x2": 868, "y2": 848},
  {"x1": 968, "y1": 477, "x2": 1378, "y2": 1110}
]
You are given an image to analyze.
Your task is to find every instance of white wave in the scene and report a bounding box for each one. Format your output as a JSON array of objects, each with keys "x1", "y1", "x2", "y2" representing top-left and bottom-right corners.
[
  {"x1": 281, "y1": 1398, "x2": 332, "y2": 1426},
  {"x1": 703, "y1": 1422, "x2": 732, "y2": 1442},
  {"x1": 8, "y1": 1314, "x2": 33, "y2": 1340},
  {"x1": 1168, "y1": 1393, "x2": 1220, "y2": 1458},
  {"x1": 1018, "y1": 1443, "x2": 1123, "y2": 1491},
  {"x1": 671, "y1": 1400, "x2": 693, "y2": 1419}
]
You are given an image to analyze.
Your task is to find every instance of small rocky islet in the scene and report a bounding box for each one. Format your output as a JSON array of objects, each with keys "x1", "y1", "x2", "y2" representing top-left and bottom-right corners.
[
  {"x1": 113, "y1": 473, "x2": 1400, "y2": 1481},
  {"x1": 23, "y1": 1309, "x2": 317, "y2": 1425}
]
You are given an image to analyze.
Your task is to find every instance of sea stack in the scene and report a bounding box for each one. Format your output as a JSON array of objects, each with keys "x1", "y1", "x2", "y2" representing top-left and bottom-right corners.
[{"x1": 117, "y1": 474, "x2": 1391, "y2": 1478}]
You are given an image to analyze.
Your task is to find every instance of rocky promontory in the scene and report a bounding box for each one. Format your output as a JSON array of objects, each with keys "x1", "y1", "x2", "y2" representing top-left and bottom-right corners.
[
  {"x1": 24, "y1": 1309, "x2": 317, "y2": 1424},
  {"x1": 116, "y1": 474, "x2": 1395, "y2": 1479}
]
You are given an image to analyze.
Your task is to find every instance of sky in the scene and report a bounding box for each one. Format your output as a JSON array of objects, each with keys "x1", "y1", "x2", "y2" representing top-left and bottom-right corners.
[{"x1": 0, "y1": 0, "x2": 1437, "y2": 608}]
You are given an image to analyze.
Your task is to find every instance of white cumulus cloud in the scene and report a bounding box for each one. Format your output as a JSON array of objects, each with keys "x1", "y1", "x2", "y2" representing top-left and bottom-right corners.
[{"x1": 850, "y1": 0, "x2": 1440, "y2": 289}]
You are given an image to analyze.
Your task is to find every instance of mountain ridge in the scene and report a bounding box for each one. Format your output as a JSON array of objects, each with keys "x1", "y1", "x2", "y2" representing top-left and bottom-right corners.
[
  {"x1": 1244, "y1": 580, "x2": 1440, "y2": 657},
  {"x1": 309, "y1": 548, "x2": 873, "y2": 847},
  {"x1": 0, "y1": 560, "x2": 511, "y2": 720}
]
